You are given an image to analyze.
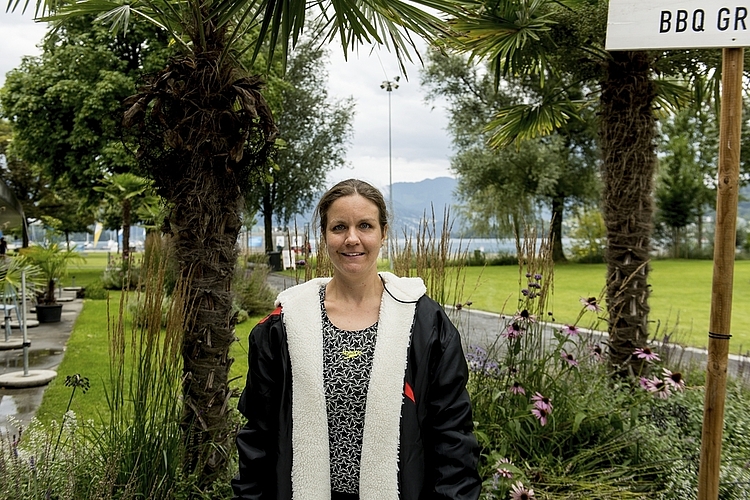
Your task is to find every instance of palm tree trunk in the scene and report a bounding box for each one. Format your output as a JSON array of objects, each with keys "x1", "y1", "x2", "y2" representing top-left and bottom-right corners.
[
  {"x1": 124, "y1": 32, "x2": 276, "y2": 486},
  {"x1": 263, "y1": 187, "x2": 274, "y2": 254},
  {"x1": 599, "y1": 50, "x2": 657, "y2": 377},
  {"x1": 171, "y1": 164, "x2": 240, "y2": 483}
]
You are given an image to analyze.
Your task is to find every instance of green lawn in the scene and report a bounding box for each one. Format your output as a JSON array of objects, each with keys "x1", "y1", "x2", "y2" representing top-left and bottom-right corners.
[
  {"x1": 65, "y1": 252, "x2": 116, "y2": 288},
  {"x1": 35, "y1": 296, "x2": 116, "y2": 423},
  {"x1": 460, "y1": 259, "x2": 750, "y2": 352}
]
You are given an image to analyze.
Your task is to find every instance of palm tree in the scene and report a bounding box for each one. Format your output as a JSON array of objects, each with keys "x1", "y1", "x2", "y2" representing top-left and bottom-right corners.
[
  {"x1": 94, "y1": 173, "x2": 154, "y2": 261},
  {"x1": 12, "y1": 0, "x2": 461, "y2": 487},
  {"x1": 445, "y1": 0, "x2": 704, "y2": 376}
]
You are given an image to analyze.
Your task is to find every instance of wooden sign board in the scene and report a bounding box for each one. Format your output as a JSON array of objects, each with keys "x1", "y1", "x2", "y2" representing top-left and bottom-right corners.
[{"x1": 607, "y1": 0, "x2": 750, "y2": 50}]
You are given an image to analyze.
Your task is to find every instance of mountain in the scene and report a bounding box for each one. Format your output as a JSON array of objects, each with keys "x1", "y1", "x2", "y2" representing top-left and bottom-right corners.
[
  {"x1": 290, "y1": 177, "x2": 461, "y2": 235},
  {"x1": 390, "y1": 177, "x2": 461, "y2": 234}
]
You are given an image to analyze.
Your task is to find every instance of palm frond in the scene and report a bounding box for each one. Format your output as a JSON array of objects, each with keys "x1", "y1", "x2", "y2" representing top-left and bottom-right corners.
[
  {"x1": 40, "y1": 0, "x2": 190, "y2": 50},
  {"x1": 449, "y1": 0, "x2": 557, "y2": 77},
  {"x1": 246, "y1": 0, "x2": 458, "y2": 69},
  {"x1": 652, "y1": 79, "x2": 693, "y2": 115},
  {"x1": 486, "y1": 97, "x2": 583, "y2": 148}
]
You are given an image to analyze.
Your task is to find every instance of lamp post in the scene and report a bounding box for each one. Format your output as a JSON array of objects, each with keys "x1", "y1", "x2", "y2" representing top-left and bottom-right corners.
[{"x1": 380, "y1": 76, "x2": 399, "y2": 266}]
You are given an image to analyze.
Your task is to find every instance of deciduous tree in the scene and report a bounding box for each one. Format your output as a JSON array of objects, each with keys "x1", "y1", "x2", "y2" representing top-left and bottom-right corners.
[
  {"x1": 421, "y1": 52, "x2": 599, "y2": 261},
  {"x1": 245, "y1": 40, "x2": 354, "y2": 253}
]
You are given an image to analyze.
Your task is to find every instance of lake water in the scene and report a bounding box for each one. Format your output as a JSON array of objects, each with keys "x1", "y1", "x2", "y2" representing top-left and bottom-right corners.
[{"x1": 243, "y1": 233, "x2": 572, "y2": 257}]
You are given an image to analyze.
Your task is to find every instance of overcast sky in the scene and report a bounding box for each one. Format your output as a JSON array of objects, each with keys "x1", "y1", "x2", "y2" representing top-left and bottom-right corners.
[{"x1": 0, "y1": 10, "x2": 455, "y2": 192}]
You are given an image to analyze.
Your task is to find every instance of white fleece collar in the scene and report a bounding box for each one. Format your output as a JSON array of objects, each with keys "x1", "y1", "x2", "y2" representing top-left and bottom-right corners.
[{"x1": 277, "y1": 273, "x2": 425, "y2": 500}]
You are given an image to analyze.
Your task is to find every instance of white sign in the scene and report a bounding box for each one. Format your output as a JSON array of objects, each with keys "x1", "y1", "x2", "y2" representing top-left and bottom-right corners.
[{"x1": 607, "y1": 0, "x2": 750, "y2": 50}]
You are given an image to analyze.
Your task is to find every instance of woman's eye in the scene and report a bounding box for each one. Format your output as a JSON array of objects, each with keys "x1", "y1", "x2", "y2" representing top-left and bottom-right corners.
[
  {"x1": 332, "y1": 225, "x2": 345, "y2": 231},
  {"x1": 359, "y1": 223, "x2": 371, "y2": 229}
]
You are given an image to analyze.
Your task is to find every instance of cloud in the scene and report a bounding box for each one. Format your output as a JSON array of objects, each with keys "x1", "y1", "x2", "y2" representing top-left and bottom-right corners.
[
  {"x1": 325, "y1": 44, "x2": 455, "y2": 189},
  {"x1": 0, "y1": 11, "x2": 47, "y2": 88}
]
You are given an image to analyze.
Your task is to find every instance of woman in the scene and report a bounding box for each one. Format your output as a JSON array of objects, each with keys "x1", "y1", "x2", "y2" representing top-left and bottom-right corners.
[{"x1": 232, "y1": 179, "x2": 480, "y2": 500}]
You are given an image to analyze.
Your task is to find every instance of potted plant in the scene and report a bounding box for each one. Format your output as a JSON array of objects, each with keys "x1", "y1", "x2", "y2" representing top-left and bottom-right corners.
[
  {"x1": 0, "y1": 256, "x2": 41, "y2": 332},
  {"x1": 20, "y1": 242, "x2": 84, "y2": 323}
]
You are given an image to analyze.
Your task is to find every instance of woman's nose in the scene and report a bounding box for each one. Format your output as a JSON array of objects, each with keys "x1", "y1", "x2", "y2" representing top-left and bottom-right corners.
[{"x1": 345, "y1": 229, "x2": 360, "y2": 244}]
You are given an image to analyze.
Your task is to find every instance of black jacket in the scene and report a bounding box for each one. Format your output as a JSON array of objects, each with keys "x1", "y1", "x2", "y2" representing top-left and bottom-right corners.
[{"x1": 232, "y1": 273, "x2": 480, "y2": 500}]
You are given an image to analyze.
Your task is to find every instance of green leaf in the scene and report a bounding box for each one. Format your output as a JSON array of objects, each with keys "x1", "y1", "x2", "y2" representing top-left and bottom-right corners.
[
  {"x1": 573, "y1": 411, "x2": 586, "y2": 434},
  {"x1": 609, "y1": 412, "x2": 623, "y2": 432}
]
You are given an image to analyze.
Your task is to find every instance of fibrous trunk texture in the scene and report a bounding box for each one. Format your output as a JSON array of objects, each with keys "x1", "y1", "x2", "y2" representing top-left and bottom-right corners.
[
  {"x1": 599, "y1": 51, "x2": 656, "y2": 377},
  {"x1": 124, "y1": 39, "x2": 275, "y2": 487}
]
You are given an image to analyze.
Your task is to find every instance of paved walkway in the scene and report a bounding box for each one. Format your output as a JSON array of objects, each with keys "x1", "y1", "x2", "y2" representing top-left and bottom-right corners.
[{"x1": 0, "y1": 291, "x2": 83, "y2": 434}]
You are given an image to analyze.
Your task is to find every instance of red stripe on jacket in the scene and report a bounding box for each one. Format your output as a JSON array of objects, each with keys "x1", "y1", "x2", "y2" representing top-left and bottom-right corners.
[{"x1": 404, "y1": 382, "x2": 415, "y2": 403}]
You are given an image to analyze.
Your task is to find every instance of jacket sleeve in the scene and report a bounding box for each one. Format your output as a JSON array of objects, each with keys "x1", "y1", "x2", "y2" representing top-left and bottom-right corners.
[
  {"x1": 425, "y1": 307, "x2": 481, "y2": 500},
  {"x1": 231, "y1": 313, "x2": 282, "y2": 500}
]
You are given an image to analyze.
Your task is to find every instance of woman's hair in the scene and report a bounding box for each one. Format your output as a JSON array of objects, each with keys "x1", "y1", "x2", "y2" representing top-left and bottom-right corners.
[{"x1": 315, "y1": 179, "x2": 388, "y2": 236}]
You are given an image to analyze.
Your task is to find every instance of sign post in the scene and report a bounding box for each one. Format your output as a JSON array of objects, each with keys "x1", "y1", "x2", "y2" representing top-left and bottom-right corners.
[
  {"x1": 697, "y1": 46, "x2": 743, "y2": 500},
  {"x1": 606, "y1": 2, "x2": 746, "y2": 496}
]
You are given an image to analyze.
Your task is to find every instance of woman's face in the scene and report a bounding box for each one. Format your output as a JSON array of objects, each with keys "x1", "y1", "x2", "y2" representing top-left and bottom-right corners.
[{"x1": 324, "y1": 194, "x2": 385, "y2": 280}]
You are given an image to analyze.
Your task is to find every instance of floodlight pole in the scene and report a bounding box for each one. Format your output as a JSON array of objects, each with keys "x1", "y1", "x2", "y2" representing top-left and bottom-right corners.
[
  {"x1": 381, "y1": 76, "x2": 399, "y2": 267},
  {"x1": 697, "y1": 46, "x2": 744, "y2": 500}
]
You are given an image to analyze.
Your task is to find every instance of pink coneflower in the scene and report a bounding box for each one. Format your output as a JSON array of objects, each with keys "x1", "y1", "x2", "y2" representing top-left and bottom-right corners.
[
  {"x1": 510, "y1": 381, "x2": 526, "y2": 395},
  {"x1": 504, "y1": 321, "x2": 525, "y2": 339},
  {"x1": 590, "y1": 344, "x2": 605, "y2": 361},
  {"x1": 531, "y1": 392, "x2": 553, "y2": 411},
  {"x1": 531, "y1": 407, "x2": 549, "y2": 426},
  {"x1": 634, "y1": 346, "x2": 661, "y2": 362},
  {"x1": 511, "y1": 482, "x2": 535, "y2": 500},
  {"x1": 560, "y1": 351, "x2": 579, "y2": 367},
  {"x1": 514, "y1": 309, "x2": 537, "y2": 324},
  {"x1": 561, "y1": 324, "x2": 579, "y2": 336},
  {"x1": 663, "y1": 368, "x2": 686, "y2": 391},
  {"x1": 639, "y1": 376, "x2": 652, "y2": 391},
  {"x1": 646, "y1": 376, "x2": 671, "y2": 399},
  {"x1": 579, "y1": 296, "x2": 602, "y2": 312},
  {"x1": 494, "y1": 458, "x2": 514, "y2": 479}
]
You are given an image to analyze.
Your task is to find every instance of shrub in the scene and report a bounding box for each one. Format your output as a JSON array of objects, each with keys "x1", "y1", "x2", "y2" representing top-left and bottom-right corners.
[
  {"x1": 233, "y1": 260, "x2": 276, "y2": 316},
  {"x1": 487, "y1": 252, "x2": 518, "y2": 266},
  {"x1": 568, "y1": 208, "x2": 606, "y2": 263},
  {"x1": 467, "y1": 249, "x2": 486, "y2": 266},
  {"x1": 101, "y1": 257, "x2": 141, "y2": 291},
  {"x1": 82, "y1": 279, "x2": 108, "y2": 300}
]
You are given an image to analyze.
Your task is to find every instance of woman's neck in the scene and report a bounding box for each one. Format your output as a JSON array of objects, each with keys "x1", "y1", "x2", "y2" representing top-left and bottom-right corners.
[{"x1": 326, "y1": 273, "x2": 383, "y2": 305}]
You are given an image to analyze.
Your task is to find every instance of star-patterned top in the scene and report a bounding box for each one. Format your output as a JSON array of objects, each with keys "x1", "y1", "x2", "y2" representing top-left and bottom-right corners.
[{"x1": 320, "y1": 285, "x2": 378, "y2": 495}]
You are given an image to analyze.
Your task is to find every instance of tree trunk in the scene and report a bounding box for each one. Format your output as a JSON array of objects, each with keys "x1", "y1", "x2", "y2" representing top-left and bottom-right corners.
[
  {"x1": 122, "y1": 198, "x2": 131, "y2": 261},
  {"x1": 697, "y1": 211, "x2": 703, "y2": 251},
  {"x1": 22, "y1": 219, "x2": 29, "y2": 248},
  {"x1": 263, "y1": 187, "x2": 274, "y2": 254},
  {"x1": 124, "y1": 48, "x2": 276, "y2": 487},
  {"x1": 550, "y1": 194, "x2": 567, "y2": 263},
  {"x1": 170, "y1": 164, "x2": 240, "y2": 484},
  {"x1": 599, "y1": 51, "x2": 657, "y2": 377}
]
